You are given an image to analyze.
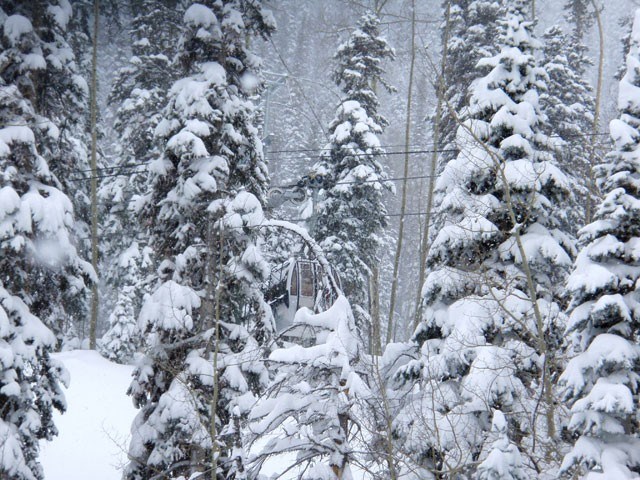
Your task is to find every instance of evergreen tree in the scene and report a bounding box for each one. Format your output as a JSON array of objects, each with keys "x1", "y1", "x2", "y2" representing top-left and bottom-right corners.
[
  {"x1": 0, "y1": 12, "x2": 92, "y2": 478},
  {"x1": 124, "y1": 2, "x2": 276, "y2": 479},
  {"x1": 558, "y1": 10, "x2": 640, "y2": 478},
  {"x1": 99, "y1": 243, "x2": 150, "y2": 363},
  {"x1": 541, "y1": 25, "x2": 595, "y2": 232},
  {"x1": 310, "y1": 12, "x2": 394, "y2": 311},
  {"x1": 99, "y1": 0, "x2": 181, "y2": 356},
  {"x1": 435, "y1": 0, "x2": 505, "y2": 169},
  {"x1": 563, "y1": 0, "x2": 593, "y2": 58},
  {"x1": 388, "y1": 2, "x2": 575, "y2": 475},
  {"x1": 0, "y1": 0, "x2": 92, "y2": 344},
  {"x1": 475, "y1": 411, "x2": 527, "y2": 480}
]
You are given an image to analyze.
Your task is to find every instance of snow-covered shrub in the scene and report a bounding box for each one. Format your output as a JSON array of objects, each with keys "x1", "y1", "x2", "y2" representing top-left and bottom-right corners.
[{"x1": 249, "y1": 296, "x2": 367, "y2": 478}]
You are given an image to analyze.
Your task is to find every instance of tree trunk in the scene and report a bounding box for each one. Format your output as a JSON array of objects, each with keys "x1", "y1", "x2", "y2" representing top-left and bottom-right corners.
[
  {"x1": 387, "y1": 0, "x2": 416, "y2": 344},
  {"x1": 89, "y1": 0, "x2": 100, "y2": 349},
  {"x1": 585, "y1": 0, "x2": 604, "y2": 224},
  {"x1": 412, "y1": 1, "x2": 452, "y2": 331},
  {"x1": 532, "y1": 0, "x2": 536, "y2": 20},
  {"x1": 209, "y1": 224, "x2": 224, "y2": 479},
  {"x1": 369, "y1": 264, "x2": 381, "y2": 355}
]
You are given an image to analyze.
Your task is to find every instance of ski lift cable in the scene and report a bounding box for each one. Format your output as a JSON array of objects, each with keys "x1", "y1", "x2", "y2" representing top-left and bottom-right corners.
[
  {"x1": 64, "y1": 133, "x2": 613, "y2": 181},
  {"x1": 65, "y1": 146, "x2": 458, "y2": 175},
  {"x1": 54, "y1": 133, "x2": 613, "y2": 177},
  {"x1": 73, "y1": 202, "x2": 441, "y2": 232},
  {"x1": 263, "y1": 133, "x2": 612, "y2": 155},
  {"x1": 66, "y1": 148, "x2": 458, "y2": 179},
  {"x1": 66, "y1": 168, "x2": 441, "y2": 184}
]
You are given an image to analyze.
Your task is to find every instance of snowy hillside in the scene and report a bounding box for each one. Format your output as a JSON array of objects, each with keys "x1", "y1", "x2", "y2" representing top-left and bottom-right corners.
[{"x1": 40, "y1": 351, "x2": 136, "y2": 480}]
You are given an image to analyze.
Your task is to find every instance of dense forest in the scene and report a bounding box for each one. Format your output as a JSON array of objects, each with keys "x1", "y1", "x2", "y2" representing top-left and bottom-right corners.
[{"x1": 1, "y1": 0, "x2": 640, "y2": 479}]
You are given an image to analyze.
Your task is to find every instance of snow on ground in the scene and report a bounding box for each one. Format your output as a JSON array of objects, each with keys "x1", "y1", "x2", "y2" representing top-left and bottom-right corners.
[
  {"x1": 37, "y1": 349, "x2": 365, "y2": 479},
  {"x1": 40, "y1": 350, "x2": 136, "y2": 480}
]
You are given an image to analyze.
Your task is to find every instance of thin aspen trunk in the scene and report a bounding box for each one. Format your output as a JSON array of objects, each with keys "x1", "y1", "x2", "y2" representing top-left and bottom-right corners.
[
  {"x1": 88, "y1": 0, "x2": 99, "y2": 349},
  {"x1": 386, "y1": 0, "x2": 415, "y2": 345},
  {"x1": 210, "y1": 224, "x2": 224, "y2": 480},
  {"x1": 372, "y1": 357, "x2": 398, "y2": 480},
  {"x1": 203, "y1": 218, "x2": 215, "y2": 337},
  {"x1": 369, "y1": 264, "x2": 381, "y2": 355},
  {"x1": 369, "y1": 54, "x2": 381, "y2": 355},
  {"x1": 532, "y1": 0, "x2": 536, "y2": 20},
  {"x1": 585, "y1": 0, "x2": 604, "y2": 224},
  {"x1": 374, "y1": 0, "x2": 389, "y2": 14},
  {"x1": 191, "y1": 217, "x2": 216, "y2": 473},
  {"x1": 412, "y1": 2, "x2": 452, "y2": 331}
]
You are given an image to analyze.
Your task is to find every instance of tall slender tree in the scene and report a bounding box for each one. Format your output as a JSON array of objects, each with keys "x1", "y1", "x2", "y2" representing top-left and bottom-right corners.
[
  {"x1": 99, "y1": 0, "x2": 181, "y2": 361},
  {"x1": 559, "y1": 9, "x2": 640, "y2": 478},
  {"x1": 124, "y1": 2, "x2": 276, "y2": 479},
  {"x1": 310, "y1": 12, "x2": 394, "y2": 330},
  {"x1": 541, "y1": 25, "x2": 595, "y2": 233}
]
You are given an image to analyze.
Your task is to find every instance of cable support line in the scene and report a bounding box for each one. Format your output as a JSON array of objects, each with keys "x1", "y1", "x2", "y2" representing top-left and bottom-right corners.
[
  {"x1": 72, "y1": 210, "x2": 437, "y2": 243},
  {"x1": 64, "y1": 138, "x2": 613, "y2": 177},
  {"x1": 271, "y1": 173, "x2": 437, "y2": 190},
  {"x1": 67, "y1": 141, "x2": 612, "y2": 180},
  {"x1": 263, "y1": 135, "x2": 611, "y2": 155},
  {"x1": 266, "y1": 148, "x2": 459, "y2": 158},
  {"x1": 68, "y1": 168, "x2": 440, "y2": 186},
  {"x1": 0, "y1": 124, "x2": 613, "y2": 141},
  {"x1": 65, "y1": 140, "x2": 614, "y2": 180},
  {"x1": 67, "y1": 147, "x2": 454, "y2": 176},
  {"x1": 68, "y1": 168, "x2": 148, "y2": 182},
  {"x1": 265, "y1": 143, "x2": 447, "y2": 154},
  {"x1": 0, "y1": 120, "x2": 61, "y2": 128},
  {"x1": 71, "y1": 161, "x2": 149, "y2": 174},
  {"x1": 65, "y1": 149, "x2": 452, "y2": 178},
  {"x1": 266, "y1": 145, "x2": 613, "y2": 164}
]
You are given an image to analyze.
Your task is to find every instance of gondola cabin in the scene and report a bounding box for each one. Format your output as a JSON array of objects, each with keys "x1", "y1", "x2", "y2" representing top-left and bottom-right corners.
[{"x1": 266, "y1": 258, "x2": 340, "y2": 343}]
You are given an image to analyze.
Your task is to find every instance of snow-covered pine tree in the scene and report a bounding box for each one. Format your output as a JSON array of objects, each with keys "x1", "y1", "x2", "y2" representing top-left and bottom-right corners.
[
  {"x1": 435, "y1": 0, "x2": 505, "y2": 169},
  {"x1": 475, "y1": 411, "x2": 527, "y2": 480},
  {"x1": 563, "y1": 0, "x2": 593, "y2": 56},
  {"x1": 541, "y1": 25, "x2": 595, "y2": 232},
  {"x1": 249, "y1": 295, "x2": 367, "y2": 479},
  {"x1": 558, "y1": 9, "x2": 640, "y2": 479},
  {"x1": 0, "y1": 13, "x2": 93, "y2": 478},
  {"x1": 310, "y1": 11, "x2": 394, "y2": 316},
  {"x1": 10, "y1": 0, "x2": 92, "y2": 240},
  {"x1": 541, "y1": 22, "x2": 595, "y2": 235},
  {"x1": 387, "y1": 1, "x2": 575, "y2": 475},
  {"x1": 100, "y1": 286, "x2": 140, "y2": 363},
  {"x1": 99, "y1": 245, "x2": 149, "y2": 363},
  {"x1": 125, "y1": 2, "x2": 276, "y2": 479},
  {"x1": 0, "y1": 2, "x2": 94, "y2": 346},
  {"x1": 99, "y1": 0, "x2": 181, "y2": 361}
]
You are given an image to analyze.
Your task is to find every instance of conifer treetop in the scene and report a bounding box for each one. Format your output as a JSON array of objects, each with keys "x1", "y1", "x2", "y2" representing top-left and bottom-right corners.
[{"x1": 332, "y1": 11, "x2": 395, "y2": 124}]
